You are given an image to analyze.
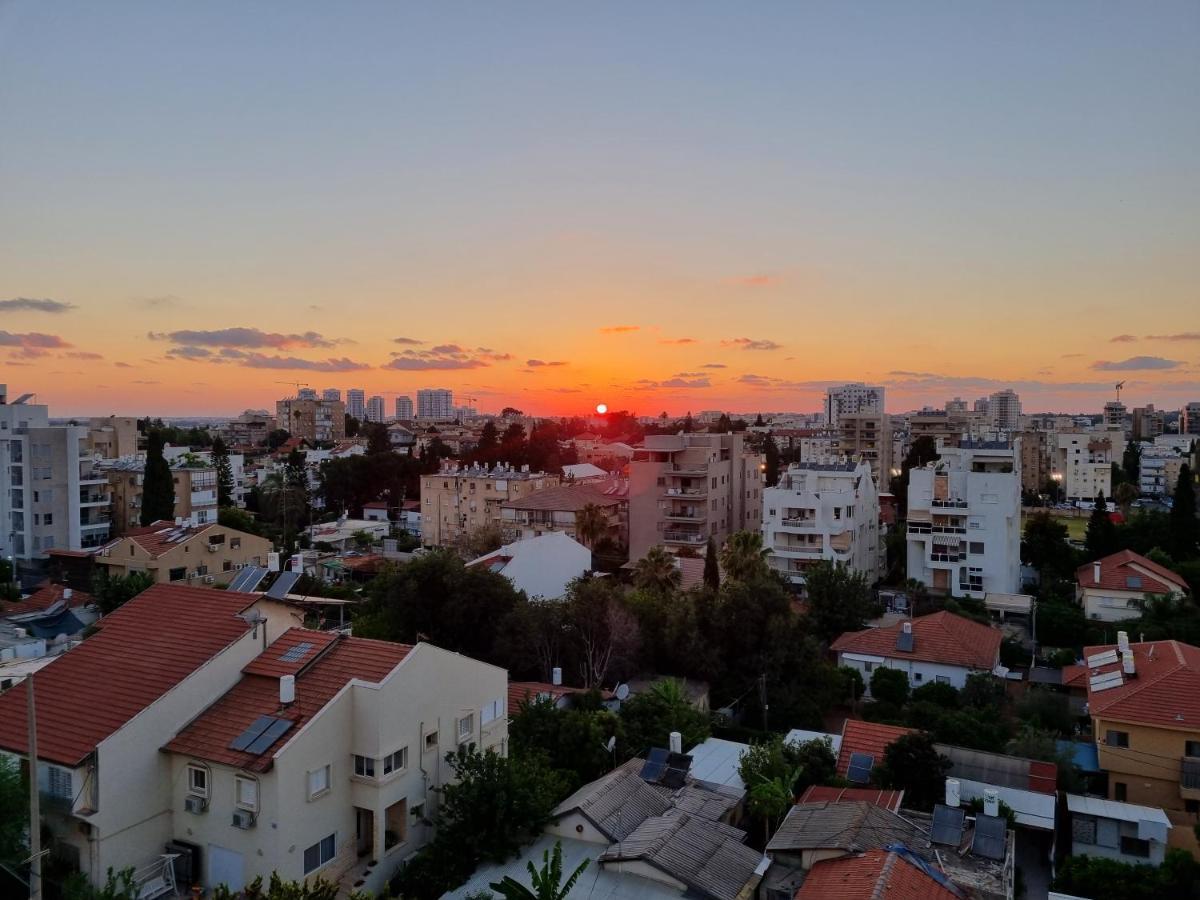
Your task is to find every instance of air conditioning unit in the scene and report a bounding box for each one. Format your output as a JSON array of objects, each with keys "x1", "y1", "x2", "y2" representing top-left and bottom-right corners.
[
  {"x1": 208, "y1": 544, "x2": 219, "y2": 553},
  {"x1": 184, "y1": 795, "x2": 208, "y2": 814},
  {"x1": 203, "y1": 575, "x2": 214, "y2": 584},
  {"x1": 231, "y1": 809, "x2": 256, "y2": 829}
]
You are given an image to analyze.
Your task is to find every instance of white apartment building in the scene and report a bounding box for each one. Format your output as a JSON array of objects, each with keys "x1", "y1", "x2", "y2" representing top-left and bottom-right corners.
[
  {"x1": 297, "y1": 388, "x2": 318, "y2": 400},
  {"x1": 346, "y1": 389, "x2": 366, "y2": 421},
  {"x1": 825, "y1": 383, "x2": 885, "y2": 428},
  {"x1": 395, "y1": 395, "x2": 414, "y2": 419},
  {"x1": 906, "y1": 439, "x2": 1022, "y2": 598},
  {"x1": 1139, "y1": 450, "x2": 1185, "y2": 497},
  {"x1": 0, "y1": 385, "x2": 112, "y2": 567},
  {"x1": 322, "y1": 388, "x2": 342, "y2": 403},
  {"x1": 365, "y1": 395, "x2": 385, "y2": 423},
  {"x1": 417, "y1": 388, "x2": 454, "y2": 421},
  {"x1": 1051, "y1": 432, "x2": 1115, "y2": 502},
  {"x1": 988, "y1": 390, "x2": 1021, "y2": 432},
  {"x1": 763, "y1": 460, "x2": 881, "y2": 586}
]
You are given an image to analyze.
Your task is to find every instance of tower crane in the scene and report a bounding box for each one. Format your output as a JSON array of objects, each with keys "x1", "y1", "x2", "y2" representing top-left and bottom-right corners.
[
  {"x1": 275, "y1": 381, "x2": 310, "y2": 395},
  {"x1": 1115, "y1": 381, "x2": 1126, "y2": 403}
]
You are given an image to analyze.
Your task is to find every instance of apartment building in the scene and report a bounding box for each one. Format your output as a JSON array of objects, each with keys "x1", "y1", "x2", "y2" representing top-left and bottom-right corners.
[
  {"x1": 763, "y1": 460, "x2": 881, "y2": 586},
  {"x1": 499, "y1": 480, "x2": 627, "y2": 545},
  {"x1": 86, "y1": 417, "x2": 139, "y2": 459},
  {"x1": 1104, "y1": 400, "x2": 1128, "y2": 429},
  {"x1": 628, "y1": 432, "x2": 763, "y2": 559},
  {"x1": 1051, "y1": 432, "x2": 1114, "y2": 502},
  {"x1": 218, "y1": 410, "x2": 277, "y2": 448},
  {"x1": 1132, "y1": 405, "x2": 1165, "y2": 441},
  {"x1": 1017, "y1": 430, "x2": 1048, "y2": 496},
  {"x1": 0, "y1": 584, "x2": 508, "y2": 897},
  {"x1": 1182, "y1": 402, "x2": 1200, "y2": 436},
  {"x1": 275, "y1": 395, "x2": 346, "y2": 444},
  {"x1": 836, "y1": 413, "x2": 892, "y2": 490},
  {"x1": 416, "y1": 388, "x2": 454, "y2": 421},
  {"x1": 95, "y1": 520, "x2": 271, "y2": 586},
  {"x1": 906, "y1": 409, "x2": 971, "y2": 450},
  {"x1": 0, "y1": 387, "x2": 113, "y2": 565},
  {"x1": 1140, "y1": 452, "x2": 1185, "y2": 497},
  {"x1": 364, "y1": 395, "x2": 385, "y2": 423},
  {"x1": 394, "y1": 395, "x2": 414, "y2": 420},
  {"x1": 988, "y1": 389, "x2": 1021, "y2": 431},
  {"x1": 322, "y1": 388, "x2": 342, "y2": 402},
  {"x1": 104, "y1": 458, "x2": 219, "y2": 535},
  {"x1": 825, "y1": 383, "x2": 884, "y2": 428},
  {"x1": 419, "y1": 462, "x2": 560, "y2": 548},
  {"x1": 906, "y1": 439, "x2": 1021, "y2": 598},
  {"x1": 346, "y1": 389, "x2": 366, "y2": 421}
]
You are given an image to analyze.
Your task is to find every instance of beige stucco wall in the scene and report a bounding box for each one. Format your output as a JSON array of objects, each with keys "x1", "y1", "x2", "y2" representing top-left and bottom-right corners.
[
  {"x1": 97, "y1": 526, "x2": 271, "y2": 586},
  {"x1": 1094, "y1": 715, "x2": 1199, "y2": 811}
]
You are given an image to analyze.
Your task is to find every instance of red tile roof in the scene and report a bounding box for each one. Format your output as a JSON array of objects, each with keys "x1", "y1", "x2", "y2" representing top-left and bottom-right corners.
[
  {"x1": 165, "y1": 630, "x2": 411, "y2": 772},
  {"x1": 798, "y1": 785, "x2": 904, "y2": 812},
  {"x1": 499, "y1": 482, "x2": 625, "y2": 512},
  {"x1": 1061, "y1": 664, "x2": 1088, "y2": 688},
  {"x1": 0, "y1": 585, "x2": 259, "y2": 766},
  {"x1": 795, "y1": 849, "x2": 960, "y2": 900},
  {"x1": 507, "y1": 681, "x2": 614, "y2": 713},
  {"x1": 1076, "y1": 550, "x2": 1188, "y2": 595},
  {"x1": 836, "y1": 720, "x2": 915, "y2": 777},
  {"x1": 2, "y1": 584, "x2": 92, "y2": 618},
  {"x1": 831, "y1": 611, "x2": 1002, "y2": 671},
  {"x1": 1083, "y1": 639, "x2": 1200, "y2": 730},
  {"x1": 242, "y1": 628, "x2": 339, "y2": 678},
  {"x1": 108, "y1": 520, "x2": 217, "y2": 558}
]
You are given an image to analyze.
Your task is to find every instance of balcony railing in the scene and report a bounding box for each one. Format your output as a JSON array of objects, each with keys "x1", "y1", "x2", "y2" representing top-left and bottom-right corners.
[
  {"x1": 663, "y1": 511, "x2": 706, "y2": 521},
  {"x1": 667, "y1": 465, "x2": 708, "y2": 476},
  {"x1": 663, "y1": 531, "x2": 706, "y2": 544},
  {"x1": 780, "y1": 517, "x2": 816, "y2": 528},
  {"x1": 1182, "y1": 757, "x2": 1200, "y2": 791},
  {"x1": 662, "y1": 488, "x2": 706, "y2": 497},
  {"x1": 931, "y1": 499, "x2": 970, "y2": 510},
  {"x1": 773, "y1": 543, "x2": 821, "y2": 555},
  {"x1": 931, "y1": 552, "x2": 966, "y2": 563}
]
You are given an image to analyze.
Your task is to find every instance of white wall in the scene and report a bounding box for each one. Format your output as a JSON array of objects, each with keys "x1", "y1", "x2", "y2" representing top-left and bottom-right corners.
[{"x1": 839, "y1": 651, "x2": 982, "y2": 691}]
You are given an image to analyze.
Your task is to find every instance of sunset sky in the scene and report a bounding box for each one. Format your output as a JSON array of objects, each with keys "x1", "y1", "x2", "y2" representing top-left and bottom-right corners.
[{"x1": 1, "y1": 2, "x2": 1197, "y2": 418}]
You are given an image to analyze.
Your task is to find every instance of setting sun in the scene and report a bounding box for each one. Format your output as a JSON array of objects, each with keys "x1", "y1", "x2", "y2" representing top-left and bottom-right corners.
[{"x1": 595, "y1": 403, "x2": 608, "y2": 415}]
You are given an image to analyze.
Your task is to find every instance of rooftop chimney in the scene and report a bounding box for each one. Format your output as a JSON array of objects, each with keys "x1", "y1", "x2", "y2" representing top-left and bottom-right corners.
[
  {"x1": 280, "y1": 674, "x2": 296, "y2": 705},
  {"x1": 551, "y1": 667, "x2": 562, "y2": 687},
  {"x1": 62, "y1": 588, "x2": 72, "y2": 601},
  {"x1": 1093, "y1": 562, "x2": 1101, "y2": 583},
  {"x1": 945, "y1": 778, "x2": 961, "y2": 808},
  {"x1": 669, "y1": 731, "x2": 683, "y2": 754}
]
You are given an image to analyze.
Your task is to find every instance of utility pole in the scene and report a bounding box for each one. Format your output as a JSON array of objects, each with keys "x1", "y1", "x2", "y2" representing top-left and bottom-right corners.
[{"x1": 27, "y1": 674, "x2": 41, "y2": 900}]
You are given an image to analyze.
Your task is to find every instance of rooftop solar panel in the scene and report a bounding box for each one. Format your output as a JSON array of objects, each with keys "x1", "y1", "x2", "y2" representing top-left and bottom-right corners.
[
  {"x1": 931, "y1": 804, "x2": 966, "y2": 846},
  {"x1": 971, "y1": 813, "x2": 1007, "y2": 860},
  {"x1": 846, "y1": 752, "x2": 874, "y2": 784},
  {"x1": 896, "y1": 630, "x2": 914, "y2": 652},
  {"x1": 266, "y1": 570, "x2": 302, "y2": 599},
  {"x1": 245, "y1": 717, "x2": 294, "y2": 755},
  {"x1": 660, "y1": 752, "x2": 693, "y2": 789},
  {"x1": 279, "y1": 641, "x2": 315, "y2": 663},
  {"x1": 640, "y1": 748, "x2": 669, "y2": 783},
  {"x1": 241, "y1": 567, "x2": 270, "y2": 592},
  {"x1": 227, "y1": 566, "x2": 261, "y2": 592},
  {"x1": 229, "y1": 715, "x2": 277, "y2": 752}
]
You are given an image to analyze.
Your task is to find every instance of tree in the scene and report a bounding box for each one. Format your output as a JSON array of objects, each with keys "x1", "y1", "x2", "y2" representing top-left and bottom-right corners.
[
  {"x1": 1114, "y1": 481, "x2": 1139, "y2": 518},
  {"x1": 1170, "y1": 464, "x2": 1197, "y2": 560},
  {"x1": 870, "y1": 667, "x2": 910, "y2": 707},
  {"x1": 0, "y1": 755, "x2": 26, "y2": 866},
  {"x1": 619, "y1": 678, "x2": 710, "y2": 756},
  {"x1": 894, "y1": 436, "x2": 939, "y2": 518},
  {"x1": 748, "y1": 767, "x2": 799, "y2": 843},
  {"x1": 738, "y1": 735, "x2": 836, "y2": 802},
  {"x1": 575, "y1": 503, "x2": 609, "y2": 549},
  {"x1": 720, "y1": 530, "x2": 770, "y2": 583},
  {"x1": 344, "y1": 414, "x2": 361, "y2": 438},
  {"x1": 567, "y1": 577, "x2": 640, "y2": 689},
  {"x1": 877, "y1": 732, "x2": 950, "y2": 811},
  {"x1": 489, "y1": 841, "x2": 590, "y2": 900},
  {"x1": 91, "y1": 570, "x2": 155, "y2": 615},
  {"x1": 212, "y1": 874, "x2": 344, "y2": 900},
  {"x1": 218, "y1": 506, "x2": 260, "y2": 535},
  {"x1": 803, "y1": 560, "x2": 877, "y2": 643},
  {"x1": 763, "y1": 435, "x2": 780, "y2": 488},
  {"x1": 211, "y1": 437, "x2": 235, "y2": 508},
  {"x1": 1122, "y1": 440, "x2": 1142, "y2": 485},
  {"x1": 365, "y1": 422, "x2": 391, "y2": 455},
  {"x1": 140, "y1": 429, "x2": 175, "y2": 525},
  {"x1": 1085, "y1": 492, "x2": 1117, "y2": 560},
  {"x1": 265, "y1": 428, "x2": 291, "y2": 449},
  {"x1": 1022, "y1": 511, "x2": 1075, "y2": 580},
  {"x1": 703, "y1": 537, "x2": 720, "y2": 591},
  {"x1": 1052, "y1": 849, "x2": 1200, "y2": 900},
  {"x1": 509, "y1": 695, "x2": 622, "y2": 790},
  {"x1": 632, "y1": 546, "x2": 681, "y2": 594}
]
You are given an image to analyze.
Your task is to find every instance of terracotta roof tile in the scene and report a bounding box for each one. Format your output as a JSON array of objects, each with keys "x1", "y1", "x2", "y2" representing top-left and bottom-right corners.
[
  {"x1": 500, "y1": 483, "x2": 624, "y2": 512},
  {"x1": 2, "y1": 584, "x2": 92, "y2": 618},
  {"x1": 1076, "y1": 550, "x2": 1188, "y2": 595},
  {"x1": 836, "y1": 720, "x2": 915, "y2": 778},
  {"x1": 165, "y1": 633, "x2": 411, "y2": 772},
  {"x1": 1083, "y1": 639, "x2": 1200, "y2": 729},
  {"x1": 242, "y1": 628, "x2": 339, "y2": 678},
  {"x1": 798, "y1": 786, "x2": 904, "y2": 812},
  {"x1": 795, "y1": 849, "x2": 960, "y2": 900},
  {"x1": 107, "y1": 520, "x2": 218, "y2": 558},
  {"x1": 508, "y1": 681, "x2": 613, "y2": 713},
  {"x1": 0, "y1": 585, "x2": 259, "y2": 766},
  {"x1": 831, "y1": 611, "x2": 1002, "y2": 671}
]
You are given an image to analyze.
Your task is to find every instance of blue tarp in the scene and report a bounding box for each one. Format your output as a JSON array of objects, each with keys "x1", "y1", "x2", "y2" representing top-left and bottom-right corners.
[{"x1": 1057, "y1": 740, "x2": 1100, "y2": 772}]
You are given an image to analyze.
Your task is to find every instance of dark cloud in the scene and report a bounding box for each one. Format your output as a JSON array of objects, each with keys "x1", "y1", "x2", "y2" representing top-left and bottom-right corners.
[
  {"x1": 673, "y1": 372, "x2": 705, "y2": 378},
  {"x1": 701, "y1": 363, "x2": 727, "y2": 369},
  {"x1": 385, "y1": 357, "x2": 488, "y2": 371},
  {"x1": 392, "y1": 336, "x2": 424, "y2": 345},
  {"x1": 240, "y1": 354, "x2": 371, "y2": 372},
  {"x1": 722, "y1": 337, "x2": 782, "y2": 351},
  {"x1": 1090, "y1": 356, "x2": 1183, "y2": 371},
  {"x1": 385, "y1": 343, "x2": 510, "y2": 370},
  {"x1": 599, "y1": 325, "x2": 639, "y2": 334},
  {"x1": 1145, "y1": 332, "x2": 1200, "y2": 342},
  {"x1": 0, "y1": 331, "x2": 72, "y2": 357},
  {"x1": 166, "y1": 346, "x2": 213, "y2": 360},
  {"x1": 659, "y1": 337, "x2": 697, "y2": 345},
  {"x1": 149, "y1": 327, "x2": 337, "y2": 349},
  {"x1": 526, "y1": 359, "x2": 567, "y2": 368},
  {"x1": 64, "y1": 351, "x2": 104, "y2": 360},
  {"x1": 0, "y1": 298, "x2": 75, "y2": 314},
  {"x1": 1109, "y1": 334, "x2": 1137, "y2": 343}
]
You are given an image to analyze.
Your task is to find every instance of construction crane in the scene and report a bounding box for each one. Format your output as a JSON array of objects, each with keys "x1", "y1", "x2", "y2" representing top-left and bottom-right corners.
[
  {"x1": 275, "y1": 381, "x2": 310, "y2": 395},
  {"x1": 1115, "y1": 381, "x2": 1126, "y2": 402}
]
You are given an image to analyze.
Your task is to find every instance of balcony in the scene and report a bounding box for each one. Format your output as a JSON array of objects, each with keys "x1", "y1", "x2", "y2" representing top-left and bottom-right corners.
[
  {"x1": 780, "y1": 517, "x2": 817, "y2": 529},
  {"x1": 661, "y1": 487, "x2": 706, "y2": 497},
  {"x1": 930, "y1": 552, "x2": 966, "y2": 563},
  {"x1": 931, "y1": 498, "x2": 970, "y2": 510},
  {"x1": 1181, "y1": 757, "x2": 1200, "y2": 798},
  {"x1": 663, "y1": 531, "x2": 706, "y2": 545},
  {"x1": 667, "y1": 464, "x2": 708, "y2": 477},
  {"x1": 663, "y1": 511, "x2": 706, "y2": 522},
  {"x1": 191, "y1": 490, "x2": 217, "y2": 506},
  {"x1": 773, "y1": 542, "x2": 822, "y2": 556},
  {"x1": 79, "y1": 491, "x2": 110, "y2": 506}
]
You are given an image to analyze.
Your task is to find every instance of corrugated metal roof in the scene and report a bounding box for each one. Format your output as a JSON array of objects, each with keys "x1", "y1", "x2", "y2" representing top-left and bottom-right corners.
[{"x1": 1064, "y1": 794, "x2": 1170, "y2": 826}]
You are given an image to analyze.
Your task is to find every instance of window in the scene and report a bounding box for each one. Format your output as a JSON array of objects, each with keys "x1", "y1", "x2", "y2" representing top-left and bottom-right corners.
[
  {"x1": 481, "y1": 698, "x2": 504, "y2": 725},
  {"x1": 303, "y1": 834, "x2": 335, "y2": 874},
  {"x1": 913, "y1": 672, "x2": 924, "y2": 683},
  {"x1": 208, "y1": 534, "x2": 225, "y2": 546},
  {"x1": 169, "y1": 567, "x2": 187, "y2": 582},
  {"x1": 1096, "y1": 817, "x2": 1120, "y2": 848},
  {"x1": 47, "y1": 766, "x2": 73, "y2": 800},
  {"x1": 1072, "y1": 814, "x2": 1096, "y2": 845},
  {"x1": 1114, "y1": 782, "x2": 1127, "y2": 802},
  {"x1": 187, "y1": 765, "x2": 208, "y2": 798},
  {"x1": 353, "y1": 755, "x2": 375, "y2": 778},
  {"x1": 969, "y1": 542, "x2": 985, "y2": 555},
  {"x1": 307, "y1": 764, "x2": 331, "y2": 799},
  {"x1": 424, "y1": 730, "x2": 439, "y2": 752},
  {"x1": 235, "y1": 776, "x2": 258, "y2": 811},
  {"x1": 1120, "y1": 835, "x2": 1151, "y2": 858},
  {"x1": 231, "y1": 537, "x2": 241, "y2": 549},
  {"x1": 458, "y1": 714, "x2": 474, "y2": 742},
  {"x1": 1106, "y1": 730, "x2": 1130, "y2": 749},
  {"x1": 1186, "y1": 740, "x2": 1200, "y2": 758},
  {"x1": 383, "y1": 747, "x2": 408, "y2": 775},
  {"x1": 863, "y1": 662, "x2": 875, "y2": 672}
]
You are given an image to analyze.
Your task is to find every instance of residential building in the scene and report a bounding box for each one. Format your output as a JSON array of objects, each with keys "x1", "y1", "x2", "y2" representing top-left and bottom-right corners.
[
  {"x1": 989, "y1": 389, "x2": 1021, "y2": 431},
  {"x1": 1018, "y1": 429, "x2": 1048, "y2": 496},
  {"x1": 86, "y1": 417, "x2": 139, "y2": 459},
  {"x1": 346, "y1": 388, "x2": 366, "y2": 420},
  {"x1": 416, "y1": 388, "x2": 454, "y2": 421},
  {"x1": 499, "y1": 480, "x2": 627, "y2": 544},
  {"x1": 1051, "y1": 432, "x2": 1114, "y2": 502},
  {"x1": 1182, "y1": 401, "x2": 1200, "y2": 436},
  {"x1": 1133, "y1": 405, "x2": 1165, "y2": 441},
  {"x1": 467, "y1": 532, "x2": 592, "y2": 600},
  {"x1": 0, "y1": 387, "x2": 113, "y2": 565},
  {"x1": 1140, "y1": 450, "x2": 1186, "y2": 497},
  {"x1": 1065, "y1": 795, "x2": 1172, "y2": 867},
  {"x1": 907, "y1": 409, "x2": 971, "y2": 450},
  {"x1": 95, "y1": 520, "x2": 271, "y2": 586},
  {"x1": 419, "y1": 462, "x2": 560, "y2": 548},
  {"x1": 628, "y1": 432, "x2": 763, "y2": 560},
  {"x1": 365, "y1": 395, "x2": 385, "y2": 423},
  {"x1": 322, "y1": 388, "x2": 341, "y2": 402},
  {"x1": 835, "y1": 413, "x2": 892, "y2": 490},
  {"x1": 104, "y1": 458, "x2": 218, "y2": 535},
  {"x1": 906, "y1": 439, "x2": 1022, "y2": 598},
  {"x1": 1075, "y1": 550, "x2": 1189, "y2": 623},
  {"x1": 1104, "y1": 400, "x2": 1128, "y2": 429},
  {"x1": 1082, "y1": 637, "x2": 1200, "y2": 851},
  {"x1": 831, "y1": 611, "x2": 1003, "y2": 690},
  {"x1": 825, "y1": 382, "x2": 885, "y2": 427},
  {"x1": 394, "y1": 395, "x2": 414, "y2": 420},
  {"x1": 762, "y1": 460, "x2": 881, "y2": 586},
  {"x1": 297, "y1": 387, "x2": 318, "y2": 400},
  {"x1": 275, "y1": 395, "x2": 346, "y2": 444},
  {"x1": 218, "y1": 410, "x2": 277, "y2": 448},
  {"x1": 386, "y1": 422, "x2": 416, "y2": 450},
  {"x1": 793, "y1": 848, "x2": 961, "y2": 900},
  {"x1": 946, "y1": 397, "x2": 969, "y2": 414}
]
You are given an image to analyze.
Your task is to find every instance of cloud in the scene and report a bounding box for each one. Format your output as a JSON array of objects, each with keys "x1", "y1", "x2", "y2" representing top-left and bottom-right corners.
[
  {"x1": 0, "y1": 298, "x2": 75, "y2": 314},
  {"x1": 392, "y1": 336, "x2": 424, "y2": 345},
  {"x1": 166, "y1": 346, "x2": 214, "y2": 360},
  {"x1": 659, "y1": 377, "x2": 710, "y2": 388},
  {"x1": 131, "y1": 380, "x2": 161, "y2": 385},
  {"x1": 1109, "y1": 334, "x2": 1137, "y2": 343},
  {"x1": 135, "y1": 295, "x2": 183, "y2": 309},
  {"x1": 114, "y1": 362, "x2": 134, "y2": 368},
  {"x1": 385, "y1": 356, "x2": 488, "y2": 371},
  {"x1": 673, "y1": 372, "x2": 705, "y2": 378},
  {"x1": 1090, "y1": 356, "x2": 1183, "y2": 371},
  {"x1": 735, "y1": 274, "x2": 778, "y2": 287},
  {"x1": 149, "y1": 327, "x2": 337, "y2": 349},
  {"x1": 736, "y1": 374, "x2": 775, "y2": 386},
  {"x1": 1145, "y1": 332, "x2": 1200, "y2": 342},
  {"x1": 600, "y1": 325, "x2": 639, "y2": 334},
  {"x1": 0, "y1": 331, "x2": 72, "y2": 357},
  {"x1": 659, "y1": 337, "x2": 698, "y2": 345},
  {"x1": 240, "y1": 354, "x2": 371, "y2": 372},
  {"x1": 64, "y1": 351, "x2": 103, "y2": 360},
  {"x1": 385, "y1": 343, "x2": 509, "y2": 370},
  {"x1": 722, "y1": 337, "x2": 782, "y2": 351},
  {"x1": 526, "y1": 359, "x2": 567, "y2": 368},
  {"x1": 701, "y1": 363, "x2": 727, "y2": 369}
]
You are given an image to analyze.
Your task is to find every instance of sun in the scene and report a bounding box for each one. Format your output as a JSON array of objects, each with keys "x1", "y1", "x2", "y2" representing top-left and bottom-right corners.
[{"x1": 595, "y1": 403, "x2": 608, "y2": 415}]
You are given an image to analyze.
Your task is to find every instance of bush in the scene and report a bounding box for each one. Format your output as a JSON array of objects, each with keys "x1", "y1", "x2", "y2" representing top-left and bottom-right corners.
[
  {"x1": 911, "y1": 681, "x2": 959, "y2": 709},
  {"x1": 861, "y1": 700, "x2": 905, "y2": 725},
  {"x1": 1052, "y1": 849, "x2": 1200, "y2": 899},
  {"x1": 870, "y1": 667, "x2": 910, "y2": 707}
]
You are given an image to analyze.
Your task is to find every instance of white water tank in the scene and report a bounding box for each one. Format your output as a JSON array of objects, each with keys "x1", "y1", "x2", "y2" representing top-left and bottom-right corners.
[
  {"x1": 551, "y1": 667, "x2": 562, "y2": 686},
  {"x1": 280, "y1": 674, "x2": 296, "y2": 705},
  {"x1": 984, "y1": 789, "x2": 1000, "y2": 817},
  {"x1": 1117, "y1": 631, "x2": 1130, "y2": 653},
  {"x1": 945, "y1": 778, "x2": 961, "y2": 808},
  {"x1": 669, "y1": 731, "x2": 682, "y2": 754}
]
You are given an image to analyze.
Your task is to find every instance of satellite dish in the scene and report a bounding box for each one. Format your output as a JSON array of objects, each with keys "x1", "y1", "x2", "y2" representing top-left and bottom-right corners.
[
  {"x1": 615, "y1": 683, "x2": 630, "y2": 701},
  {"x1": 604, "y1": 736, "x2": 616, "y2": 753}
]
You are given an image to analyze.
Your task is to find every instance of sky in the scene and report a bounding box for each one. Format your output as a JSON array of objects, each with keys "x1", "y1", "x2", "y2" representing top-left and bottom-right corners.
[{"x1": 1, "y1": 1, "x2": 1197, "y2": 418}]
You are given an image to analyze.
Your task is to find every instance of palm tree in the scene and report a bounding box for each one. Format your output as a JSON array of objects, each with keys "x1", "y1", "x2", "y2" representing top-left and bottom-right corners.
[
  {"x1": 748, "y1": 767, "x2": 800, "y2": 844},
  {"x1": 720, "y1": 530, "x2": 770, "y2": 582},
  {"x1": 1114, "y1": 481, "x2": 1139, "y2": 518},
  {"x1": 575, "y1": 503, "x2": 609, "y2": 548},
  {"x1": 632, "y1": 546, "x2": 681, "y2": 594},
  {"x1": 490, "y1": 841, "x2": 589, "y2": 900}
]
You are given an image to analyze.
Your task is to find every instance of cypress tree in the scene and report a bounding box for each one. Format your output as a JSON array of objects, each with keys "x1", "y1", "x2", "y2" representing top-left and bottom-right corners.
[
  {"x1": 1084, "y1": 491, "x2": 1117, "y2": 560},
  {"x1": 764, "y1": 435, "x2": 780, "y2": 488},
  {"x1": 212, "y1": 437, "x2": 234, "y2": 507},
  {"x1": 140, "y1": 429, "x2": 175, "y2": 525},
  {"x1": 1170, "y1": 464, "x2": 1197, "y2": 560},
  {"x1": 704, "y1": 537, "x2": 721, "y2": 591}
]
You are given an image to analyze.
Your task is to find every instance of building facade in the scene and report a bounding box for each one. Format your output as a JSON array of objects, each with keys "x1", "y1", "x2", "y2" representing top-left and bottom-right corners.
[
  {"x1": 86, "y1": 417, "x2": 139, "y2": 459},
  {"x1": 419, "y1": 463, "x2": 561, "y2": 548},
  {"x1": 416, "y1": 389, "x2": 454, "y2": 421},
  {"x1": 365, "y1": 395, "x2": 385, "y2": 423},
  {"x1": 1052, "y1": 432, "x2": 1114, "y2": 502},
  {"x1": 104, "y1": 459, "x2": 219, "y2": 535},
  {"x1": 275, "y1": 396, "x2": 346, "y2": 444},
  {"x1": 988, "y1": 390, "x2": 1021, "y2": 431},
  {"x1": 394, "y1": 395, "x2": 414, "y2": 420},
  {"x1": 1182, "y1": 402, "x2": 1200, "y2": 436},
  {"x1": 322, "y1": 388, "x2": 342, "y2": 402},
  {"x1": 96, "y1": 521, "x2": 272, "y2": 586},
  {"x1": 835, "y1": 413, "x2": 892, "y2": 491},
  {"x1": 825, "y1": 383, "x2": 885, "y2": 428}
]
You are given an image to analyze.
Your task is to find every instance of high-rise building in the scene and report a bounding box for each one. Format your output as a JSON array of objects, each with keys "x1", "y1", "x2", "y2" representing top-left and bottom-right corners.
[
  {"x1": 419, "y1": 463, "x2": 560, "y2": 548},
  {"x1": 628, "y1": 432, "x2": 763, "y2": 560},
  {"x1": 1050, "y1": 432, "x2": 1114, "y2": 502},
  {"x1": 835, "y1": 413, "x2": 892, "y2": 491},
  {"x1": 945, "y1": 397, "x2": 968, "y2": 414},
  {"x1": 395, "y1": 395, "x2": 414, "y2": 419},
  {"x1": 973, "y1": 396, "x2": 991, "y2": 416},
  {"x1": 906, "y1": 438, "x2": 1021, "y2": 598},
  {"x1": 1181, "y1": 402, "x2": 1200, "y2": 436},
  {"x1": 275, "y1": 395, "x2": 346, "y2": 444},
  {"x1": 763, "y1": 460, "x2": 881, "y2": 586},
  {"x1": 1132, "y1": 405, "x2": 1165, "y2": 441},
  {"x1": 417, "y1": 388, "x2": 454, "y2": 420},
  {"x1": 989, "y1": 389, "x2": 1021, "y2": 431},
  {"x1": 1103, "y1": 400, "x2": 1127, "y2": 430},
  {"x1": 322, "y1": 388, "x2": 342, "y2": 403},
  {"x1": 346, "y1": 389, "x2": 366, "y2": 421},
  {"x1": 824, "y1": 383, "x2": 884, "y2": 427},
  {"x1": 297, "y1": 387, "x2": 318, "y2": 400},
  {"x1": 365, "y1": 395, "x2": 385, "y2": 423}
]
